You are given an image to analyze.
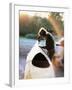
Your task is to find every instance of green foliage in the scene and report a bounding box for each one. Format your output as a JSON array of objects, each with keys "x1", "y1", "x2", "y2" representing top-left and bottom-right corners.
[
  {"x1": 50, "y1": 12, "x2": 64, "y2": 30},
  {"x1": 25, "y1": 33, "x2": 37, "y2": 39},
  {"x1": 19, "y1": 12, "x2": 64, "y2": 39}
]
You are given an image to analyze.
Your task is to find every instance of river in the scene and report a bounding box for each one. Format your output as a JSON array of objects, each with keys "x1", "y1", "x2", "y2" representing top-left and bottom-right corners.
[{"x1": 19, "y1": 37, "x2": 37, "y2": 79}]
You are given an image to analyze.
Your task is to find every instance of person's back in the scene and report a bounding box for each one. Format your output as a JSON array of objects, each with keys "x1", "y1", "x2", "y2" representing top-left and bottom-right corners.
[{"x1": 24, "y1": 41, "x2": 55, "y2": 79}]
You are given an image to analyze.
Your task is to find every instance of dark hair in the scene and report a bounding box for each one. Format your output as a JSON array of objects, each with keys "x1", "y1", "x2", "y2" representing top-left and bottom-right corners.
[
  {"x1": 46, "y1": 33, "x2": 55, "y2": 60},
  {"x1": 39, "y1": 29, "x2": 46, "y2": 36},
  {"x1": 32, "y1": 53, "x2": 50, "y2": 68}
]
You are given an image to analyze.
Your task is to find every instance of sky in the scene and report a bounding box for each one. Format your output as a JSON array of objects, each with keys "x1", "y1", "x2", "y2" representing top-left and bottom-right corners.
[{"x1": 19, "y1": 11, "x2": 50, "y2": 19}]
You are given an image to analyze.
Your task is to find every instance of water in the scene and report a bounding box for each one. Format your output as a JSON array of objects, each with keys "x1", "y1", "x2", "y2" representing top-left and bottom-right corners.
[
  {"x1": 19, "y1": 38, "x2": 36, "y2": 46},
  {"x1": 19, "y1": 37, "x2": 36, "y2": 79}
]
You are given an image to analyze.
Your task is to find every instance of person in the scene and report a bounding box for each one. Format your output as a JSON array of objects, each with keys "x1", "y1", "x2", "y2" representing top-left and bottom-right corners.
[
  {"x1": 54, "y1": 37, "x2": 64, "y2": 68},
  {"x1": 52, "y1": 37, "x2": 64, "y2": 77},
  {"x1": 37, "y1": 27, "x2": 55, "y2": 61},
  {"x1": 24, "y1": 27, "x2": 56, "y2": 79}
]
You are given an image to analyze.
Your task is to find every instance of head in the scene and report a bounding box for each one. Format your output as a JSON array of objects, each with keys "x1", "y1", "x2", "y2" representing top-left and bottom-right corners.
[
  {"x1": 37, "y1": 27, "x2": 47, "y2": 40},
  {"x1": 59, "y1": 37, "x2": 64, "y2": 47}
]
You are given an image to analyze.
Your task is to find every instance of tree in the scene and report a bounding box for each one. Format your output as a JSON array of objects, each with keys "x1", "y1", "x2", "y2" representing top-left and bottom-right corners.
[{"x1": 48, "y1": 12, "x2": 64, "y2": 38}]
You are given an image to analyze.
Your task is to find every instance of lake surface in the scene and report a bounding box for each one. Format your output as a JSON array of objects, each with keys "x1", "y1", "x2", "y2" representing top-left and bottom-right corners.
[{"x1": 19, "y1": 38, "x2": 37, "y2": 79}]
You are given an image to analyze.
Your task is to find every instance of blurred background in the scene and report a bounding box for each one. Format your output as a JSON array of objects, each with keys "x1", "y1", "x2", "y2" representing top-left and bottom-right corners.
[{"x1": 19, "y1": 11, "x2": 64, "y2": 79}]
